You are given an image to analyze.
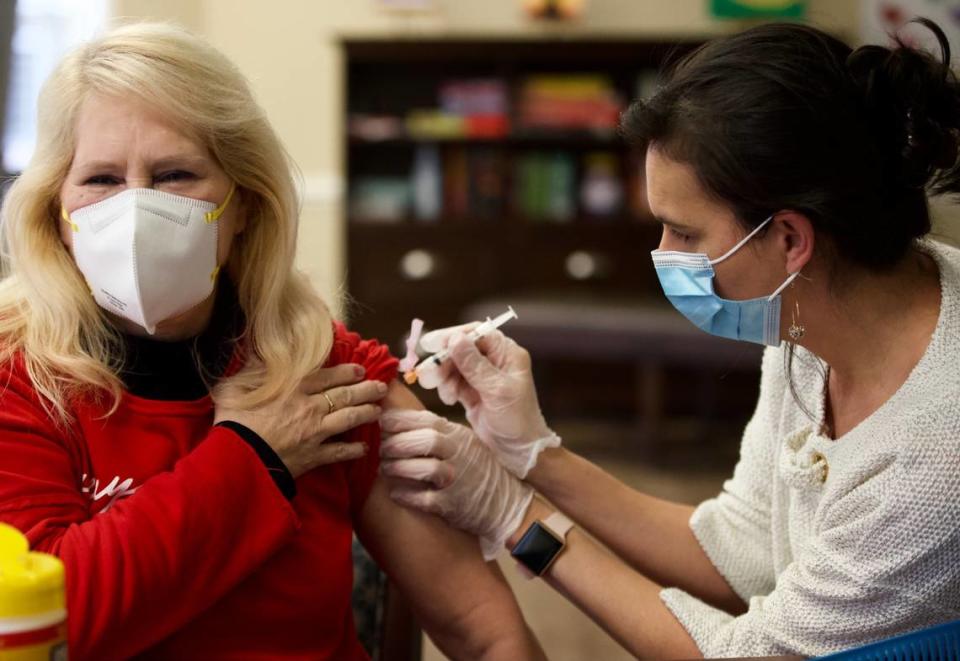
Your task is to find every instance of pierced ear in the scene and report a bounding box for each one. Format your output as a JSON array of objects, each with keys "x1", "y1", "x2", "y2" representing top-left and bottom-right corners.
[{"x1": 773, "y1": 211, "x2": 815, "y2": 274}]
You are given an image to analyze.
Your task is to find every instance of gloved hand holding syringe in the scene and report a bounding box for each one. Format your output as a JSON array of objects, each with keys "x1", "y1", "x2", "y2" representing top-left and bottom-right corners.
[
  {"x1": 401, "y1": 306, "x2": 519, "y2": 386},
  {"x1": 395, "y1": 304, "x2": 560, "y2": 479}
]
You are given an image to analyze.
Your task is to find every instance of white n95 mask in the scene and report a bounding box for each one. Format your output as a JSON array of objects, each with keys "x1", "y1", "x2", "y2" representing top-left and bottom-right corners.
[{"x1": 62, "y1": 185, "x2": 235, "y2": 335}]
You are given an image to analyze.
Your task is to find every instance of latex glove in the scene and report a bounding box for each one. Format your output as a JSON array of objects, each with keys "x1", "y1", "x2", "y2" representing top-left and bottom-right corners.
[
  {"x1": 416, "y1": 324, "x2": 561, "y2": 478},
  {"x1": 380, "y1": 409, "x2": 533, "y2": 560}
]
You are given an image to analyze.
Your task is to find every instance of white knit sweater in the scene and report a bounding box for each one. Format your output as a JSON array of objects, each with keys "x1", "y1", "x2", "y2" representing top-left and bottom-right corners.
[{"x1": 661, "y1": 239, "x2": 960, "y2": 658}]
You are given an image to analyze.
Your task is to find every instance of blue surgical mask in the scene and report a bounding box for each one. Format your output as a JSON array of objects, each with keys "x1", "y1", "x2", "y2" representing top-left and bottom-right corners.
[{"x1": 651, "y1": 216, "x2": 800, "y2": 346}]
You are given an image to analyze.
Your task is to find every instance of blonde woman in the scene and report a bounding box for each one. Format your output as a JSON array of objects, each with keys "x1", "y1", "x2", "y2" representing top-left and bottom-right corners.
[{"x1": 0, "y1": 23, "x2": 542, "y2": 661}]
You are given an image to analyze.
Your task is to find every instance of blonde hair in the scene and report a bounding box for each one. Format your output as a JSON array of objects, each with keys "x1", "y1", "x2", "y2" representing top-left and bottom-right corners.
[{"x1": 0, "y1": 22, "x2": 335, "y2": 424}]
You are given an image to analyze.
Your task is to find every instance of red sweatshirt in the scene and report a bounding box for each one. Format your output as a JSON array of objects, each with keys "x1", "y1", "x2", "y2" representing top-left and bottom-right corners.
[{"x1": 0, "y1": 322, "x2": 398, "y2": 660}]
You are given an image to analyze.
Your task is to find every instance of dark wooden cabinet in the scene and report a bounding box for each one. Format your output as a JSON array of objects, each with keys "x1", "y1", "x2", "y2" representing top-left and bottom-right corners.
[{"x1": 345, "y1": 221, "x2": 664, "y2": 349}]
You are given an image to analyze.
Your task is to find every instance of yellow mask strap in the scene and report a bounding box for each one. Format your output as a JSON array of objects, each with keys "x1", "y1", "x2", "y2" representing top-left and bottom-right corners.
[
  {"x1": 61, "y1": 206, "x2": 79, "y2": 232},
  {"x1": 205, "y1": 183, "x2": 236, "y2": 223}
]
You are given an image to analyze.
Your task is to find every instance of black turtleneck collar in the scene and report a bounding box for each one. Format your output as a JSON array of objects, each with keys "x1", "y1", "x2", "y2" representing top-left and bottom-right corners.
[{"x1": 119, "y1": 278, "x2": 246, "y2": 401}]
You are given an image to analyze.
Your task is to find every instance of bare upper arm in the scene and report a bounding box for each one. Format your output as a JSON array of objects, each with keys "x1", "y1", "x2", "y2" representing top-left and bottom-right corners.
[
  {"x1": 356, "y1": 380, "x2": 531, "y2": 652},
  {"x1": 380, "y1": 378, "x2": 425, "y2": 412},
  {"x1": 359, "y1": 380, "x2": 499, "y2": 607}
]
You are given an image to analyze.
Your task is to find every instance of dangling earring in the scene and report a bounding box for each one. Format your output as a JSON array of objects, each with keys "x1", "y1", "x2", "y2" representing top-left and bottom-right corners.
[{"x1": 788, "y1": 297, "x2": 805, "y2": 342}]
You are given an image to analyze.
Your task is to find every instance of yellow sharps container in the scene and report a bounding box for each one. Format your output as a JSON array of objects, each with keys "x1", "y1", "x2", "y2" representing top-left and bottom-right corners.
[{"x1": 0, "y1": 524, "x2": 67, "y2": 660}]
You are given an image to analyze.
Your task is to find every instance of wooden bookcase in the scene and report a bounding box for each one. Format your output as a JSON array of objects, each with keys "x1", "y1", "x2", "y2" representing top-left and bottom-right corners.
[
  {"x1": 341, "y1": 37, "x2": 762, "y2": 453},
  {"x1": 343, "y1": 38, "x2": 703, "y2": 349}
]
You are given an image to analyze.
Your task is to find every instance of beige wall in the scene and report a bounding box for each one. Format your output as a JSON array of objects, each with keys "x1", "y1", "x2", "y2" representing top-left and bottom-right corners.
[{"x1": 109, "y1": 0, "x2": 864, "y2": 313}]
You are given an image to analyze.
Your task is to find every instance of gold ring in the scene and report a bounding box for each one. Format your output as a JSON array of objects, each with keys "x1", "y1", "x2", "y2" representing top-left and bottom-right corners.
[{"x1": 322, "y1": 391, "x2": 336, "y2": 415}]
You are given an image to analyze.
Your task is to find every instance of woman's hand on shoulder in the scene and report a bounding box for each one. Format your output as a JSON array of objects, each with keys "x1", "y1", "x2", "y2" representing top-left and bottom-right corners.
[{"x1": 214, "y1": 362, "x2": 387, "y2": 479}]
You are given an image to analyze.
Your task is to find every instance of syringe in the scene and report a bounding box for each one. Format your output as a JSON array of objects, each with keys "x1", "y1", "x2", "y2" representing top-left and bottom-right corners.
[{"x1": 403, "y1": 306, "x2": 518, "y2": 385}]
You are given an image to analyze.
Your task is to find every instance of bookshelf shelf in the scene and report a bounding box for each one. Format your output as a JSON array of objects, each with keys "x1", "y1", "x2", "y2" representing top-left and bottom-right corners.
[
  {"x1": 348, "y1": 214, "x2": 653, "y2": 227},
  {"x1": 348, "y1": 135, "x2": 622, "y2": 148}
]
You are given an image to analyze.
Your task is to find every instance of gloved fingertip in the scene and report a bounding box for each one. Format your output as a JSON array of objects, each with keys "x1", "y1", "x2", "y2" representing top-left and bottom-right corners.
[
  {"x1": 379, "y1": 440, "x2": 408, "y2": 460},
  {"x1": 437, "y1": 380, "x2": 460, "y2": 406},
  {"x1": 381, "y1": 408, "x2": 435, "y2": 430},
  {"x1": 417, "y1": 331, "x2": 444, "y2": 354},
  {"x1": 416, "y1": 364, "x2": 441, "y2": 389},
  {"x1": 378, "y1": 414, "x2": 399, "y2": 432},
  {"x1": 380, "y1": 407, "x2": 407, "y2": 420},
  {"x1": 379, "y1": 457, "x2": 397, "y2": 472}
]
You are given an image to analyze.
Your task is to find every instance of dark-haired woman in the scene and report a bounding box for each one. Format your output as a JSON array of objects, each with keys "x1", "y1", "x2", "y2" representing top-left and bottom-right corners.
[{"x1": 376, "y1": 19, "x2": 960, "y2": 659}]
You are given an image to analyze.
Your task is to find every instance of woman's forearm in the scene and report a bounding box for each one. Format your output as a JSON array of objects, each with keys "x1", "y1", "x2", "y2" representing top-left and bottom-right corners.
[
  {"x1": 508, "y1": 497, "x2": 702, "y2": 659},
  {"x1": 527, "y1": 447, "x2": 744, "y2": 613}
]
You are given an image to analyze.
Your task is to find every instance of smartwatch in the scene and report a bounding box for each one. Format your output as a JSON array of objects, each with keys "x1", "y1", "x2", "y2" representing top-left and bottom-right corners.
[{"x1": 510, "y1": 511, "x2": 573, "y2": 577}]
